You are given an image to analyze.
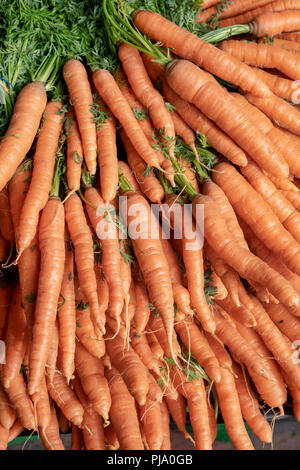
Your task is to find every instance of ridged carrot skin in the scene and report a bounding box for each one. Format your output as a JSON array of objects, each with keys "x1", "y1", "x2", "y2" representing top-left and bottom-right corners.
[
  {"x1": 17, "y1": 101, "x2": 64, "y2": 256},
  {"x1": 66, "y1": 107, "x2": 83, "y2": 192},
  {"x1": 0, "y1": 81, "x2": 47, "y2": 192},
  {"x1": 0, "y1": 383, "x2": 16, "y2": 430},
  {"x1": 28, "y1": 197, "x2": 65, "y2": 396},
  {"x1": 63, "y1": 59, "x2": 97, "y2": 175}
]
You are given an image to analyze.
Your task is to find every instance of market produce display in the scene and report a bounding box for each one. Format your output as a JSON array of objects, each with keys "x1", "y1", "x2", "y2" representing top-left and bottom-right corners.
[{"x1": 1, "y1": 0, "x2": 300, "y2": 451}]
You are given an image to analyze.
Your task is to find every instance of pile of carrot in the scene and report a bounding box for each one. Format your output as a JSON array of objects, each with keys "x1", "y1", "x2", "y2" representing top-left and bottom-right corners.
[{"x1": 1, "y1": 0, "x2": 300, "y2": 452}]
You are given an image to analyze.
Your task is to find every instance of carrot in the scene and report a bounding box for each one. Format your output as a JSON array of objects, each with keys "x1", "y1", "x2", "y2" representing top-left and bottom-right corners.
[
  {"x1": 66, "y1": 106, "x2": 83, "y2": 192},
  {"x1": 47, "y1": 371, "x2": 84, "y2": 427},
  {"x1": 82, "y1": 409, "x2": 106, "y2": 450},
  {"x1": 71, "y1": 424, "x2": 84, "y2": 450},
  {"x1": 232, "y1": 361, "x2": 272, "y2": 443},
  {"x1": 160, "y1": 400, "x2": 171, "y2": 450},
  {"x1": 95, "y1": 263, "x2": 109, "y2": 332},
  {"x1": 118, "y1": 160, "x2": 142, "y2": 194},
  {"x1": 0, "y1": 277, "x2": 12, "y2": 341},
  {"x1": 142, "y1": 53, "x2": 248, "y2": 168},
  {"x1": 63, "y1": 59, "x2": 97, "y2": 175},
  {"x1": 265, "y1": 302, "x2": 300, "y2": 343},
  {"x1": 170, "y1": 110, "x2": 199, "y2": 162},
  {"x1": 57, "y1": 406, "x2": 70, "y2": 433},
  {"x1": 215, "y1": 294, "x2": 256, "y2": 328},
  {"x1": 104, "y1": 424, "x2": 119, "y2": 450},
  {"x1": 75, "y1": 342, "x2": 111, "y2": 426},
  {"x1": 5, "y1": 372, "x2": 35, "y2": 430},
  {"x1": 219, "y1": 0, "x2": 300, "y2": 27},
  {"x1": 211, "y1": 270, "x2": 228, "y2": 300},
  {"x1": 0, "y1": 383, "x2": 16, "y2": 430},
  {"x1": 165, "y1": 60, "x2": 288, "y2": 178},
  {"x1": 96, "y1": 98, "x2": 118, "y2": 203},
  {"x1": 175, "y1": 319, "x2": 221, "y2": 383},
  {"x1": 105, "y1": 326, "x2": 149, "y2": 406},
  {"x1": 165, "y1": 193, "x2": 215, "y2": 334},
  {"x1": 213, "y1": 162, "x2": 300, "y2": 277},
  {"x1": 147, "y1": 314, "x2": 181, "y2": 360},
  {"x1": 138, "y1": 396, "x2": 164, "y2": 450},
  {"x1": 213, "y1": 306, "x2": 271, "y2": 379},
  {"x1": 58, "y1": 234, "x2": 76, "y2": 382},
  {"x1": 46, "y1": 320, "x2": 59, "y2": 385},
  {"x1": 119, "y1": 43, "x2": 176, "y2": 160},
  {"x1": 0, "y1": 424, "x2": 9, "y2": 450},
  {"x1": 0, "y1": 188, "x2": 13, "y2": 246},
  {"x1": 130, "y1": 331, "x2": 162, "y2": 377},
  {"x1": 3, "y1": 284, "x2": 27, "y2": 389},
  {"x1": 65, "y1": 192, "x2": 103, "y2": 336},
  {"x1": 120, "y1": 129, "x2": 164, "y2": 204},
  {"x1": 165, "y1": 394, "x2": 191, "y2": 441},
  {"x1": 250, "y1": 10, "x2": 300, "y2": 37},
  {"x1": 132, "y1": 273, "x2": 151, "y2": 336},
  {"x1": 187, "y1": 380, "x2": 212, "y2": 450},
  {"x1": 146, "y1": 329, "x2": 165, "y2": 362},
  {"x1": 269, "y1": 37, "x2": 300, "y2": 52},
  {"x1": 232, "y1": 93, "x2": 300, "y2": 177},
  {"x1": 241, "y1": 158, "x2": 300, "y2": 243},
  {"x1": 84, "y1": 187, "x2": 123, "y2": 331},
  {"x1": 234, "y1": 321, "x2": 287, "y2": 408},
  {"x1": 75, "y1": 279, "x2": 105, "y2": 359},
  {"x1": 17, "y1": 101, "x2": 64, "y2": 258},
  {"x1": 169, "y1": 364, "x2": 208, "y2": 404},
  {"x1": 93, "y1": 69, "x2": 161, "y2": 170},
  {"x1": 192, "y1": 192, "x2": 300, "y2": 309},
  {"x1": 105, "y1": 366, "x2": 144, "y2": 450},
  {"x1": 32, "y1": 375, "x2": 51, "y2": 432},
  {"x1": 280, "y1": 368, "x2": 300, "y2": 421},
  {"x1": 197, "y1": 0, "x2": 275, "y2": 23},
  {"x1": 119, "y1": 190, "x2": 177, "y2": 362},
  {"x1": 146, "y1": 371, "x2": 165, "y2": 403},
  {"x1": 8, "y1": 162, "x2": 40, "y2": 344},
  {"x1": 28, "y1": 196, "x2": 65, "y2": 396},
  {"x1": 202, "y1": 332, "x2": 233, "y2": 373},
  {"x1": 134, "y1": 10, "x2": 271, "y2": 98},
  {"x1": 0, "y1": 82, "x2": 47, "y2": 192},
  {"x1": 39, "y1": 403, "x2": 65, "y2": 451}
]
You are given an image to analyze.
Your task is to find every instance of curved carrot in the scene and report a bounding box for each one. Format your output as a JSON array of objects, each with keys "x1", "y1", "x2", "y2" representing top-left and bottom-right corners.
[
  {"x1": 17, "y1": 101, "x2": 64, "y2": 257},
  {"x1": 165, "y1": 394, "x2": 190, "y2": 440},
  {"x1": 0, "y1": 383, "x2": 16, "y2": 430},
  {"x1": 5, "y1": 372, "x2": 35, "y2": 430},
  {"x1": 39, "y1": 403, "x2": 65, "y2": 451},
  {"x1": 132, "y1": 274, "x2": 151, "y2": 336},
  {"x1": 28, "y1": 197, "x2": 65, "y2": 396},
  {"x1": 134, "y1": 10, "x2": 271, "y2": 97},
  {"x1": 65, "y1": 192, "x2": 103, "y2": 336},
  {"x1": 93, "y1": 68, "x2": 161, "y2": 169},
  {"x1": 32, "y1": 375, "x2": 51, "y2": 432},
  {"x1": 75, "y1": 342, "x2": 111, "y2": 426},
  {"x1": 105, "y1": 366, "x2": 144, "y2": 450},
  {"x1": 0, "y1": 81, "x2": 47, "y2": 192},
  {"x1": 66, "y1": 106, "x2": 83, "y2": 192},
  {"x1": 138, "y1": 396, "x2": 163, "y2": 450},
  {"x1": 197, "y1": 0, "x2": 274, "y2": 23},
  {"x1": 63, "y1": 59, "x2": 97, "y2": 175}
]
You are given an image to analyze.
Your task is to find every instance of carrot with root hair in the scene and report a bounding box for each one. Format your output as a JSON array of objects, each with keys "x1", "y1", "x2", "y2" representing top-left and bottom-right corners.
[
  {"x1": 39, "y1": 403, "x2": 65, "y2": 451},
  {"x1": 165, "y1": 394, "x2": 193, "y2": 442},
  {"x1": 187, "y1": 379, "x2": 212, "y2": 450},
  {"x1": 32, "y1": 375, "x2": 51, "y2": 433},
  {"x1": 138, "y1": 396, "x2": 164, "y2": 450},
  {"x1": 4, "y1": 372, "x2": 35, "y2": 430}
]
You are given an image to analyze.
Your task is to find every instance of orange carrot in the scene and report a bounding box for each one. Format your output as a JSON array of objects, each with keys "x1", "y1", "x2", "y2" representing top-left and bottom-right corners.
[
  {"x1": 96, "y1": 97, "x2": 118, "y2": 203},
  {"x1": 232, "y1": 361, "x2": 272, "y2": 443},
  {"x1": 105, "y1": 366, "x2": 144, "y2": 450},
  {"x1": 0, "y1": 188, "x2": 13, "y2": 246},
  {"x1": 65, "y1": 192, "x2": 103, "y2": 336},
  {"x1": 0, "y1": 424, "x2": 9, "y2": 450},
  {"x1": 0, "y1": 277, "x2": 12, "y2": 341},
  {"x1": 47, "y1": 371, "x2": 84, "y2": 427},
  {"x1": 8, "y1": 420, "x2": 24, "y2": 443},
  {"x1": 63, "y1": 59, "x2": 97, "y2": 175},
  {"x1": 138, "y1": 396, "x2": 163, "y2": 450},
  {"x1": 215, "y1": 294, "x2": 256, "y2": 328},
  {"x1": 0, "y1": 82, "x2": 47, "y2": 191},
  {"x1": 165, "y1": 394, "x2": 191, "y2": 440},
  {"x1": 84, "y1": 187, "x2": 123, "y2": 332},
  {"x1": 32, "y1": 375, "x2": 51, "y2": 432},
  {"x1": 17, "y1": 101, "x2": 64, "y2": 257},
  {"x1": 93, "y1": 68, "x2": 161, "y2": 169},
  {"x1": 66, "y1": 106, "x2": 83, "y2": 192},
  {"x1": 265, "y1": 302, "x2": 300, "y2": 342},
  {"x1": 249, "y1": 66, "x2": 296, "y2": 102},
  {"x1": 105, "y1": 327, "x2": 149, "y2": 406},
  {"x1": 71, "y1": 424, "x2": 84, "y2": 450},
  {"x1": 134, "y1": 10, "x2": 271, "y2": 97},
  {"x1": 39, "y1": 403, "x2": 65, "y2": 451},
  {"x1": 187, "y1": 381, "x2": 212, "y2": 450},
  {"x1": 28, "y1": 196, "x2": 65, "y2": 396},
  {"x1": 197, "y1": 0, "x2": 275, "y2": 23},
  {"x1": 160, "y1": 400, "x2": 171, "y2": 450},
  {"x1": 46, "y1": 320, "x2": 59, "y2": 385},
  {"x1": 118, "y1": 160, "x2": 142, "y2": 194},
  {"x1": 57, "y1": 407, "x2": 69, "y2": 433},
  {"x1": 132, "y1": 273, "x2": 151, "y2": 336},
  {"x1": 5, "y1": 372, "x2": 35, "y2": 430},
  {"x1": 250, "y1": 10, "x2": 300, "y2": 37},
  {"x1": 3, "y1": 284, "x2": 27, "y2": 389},
  {"x1": 202, "y1": 332, "x2": 233, "y2": 373},
  {"x1": 75, "y1": 342, "x2": 111, "y2": 426},
  {"x1": 82, "y1": 409, "x2": 106, "y2": 450}
]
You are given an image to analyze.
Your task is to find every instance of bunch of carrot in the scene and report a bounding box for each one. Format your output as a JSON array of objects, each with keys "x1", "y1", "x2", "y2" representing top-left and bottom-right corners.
[{"x1": 1, "y1": 0, "x2": 300, "y2": 452}]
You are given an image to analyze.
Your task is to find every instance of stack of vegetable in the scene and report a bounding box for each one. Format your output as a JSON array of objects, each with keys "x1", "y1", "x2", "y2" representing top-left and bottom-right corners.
[{"x1": 1, "y1": 0, "x2": 300, "y2": 451}]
